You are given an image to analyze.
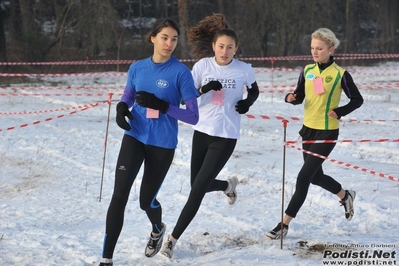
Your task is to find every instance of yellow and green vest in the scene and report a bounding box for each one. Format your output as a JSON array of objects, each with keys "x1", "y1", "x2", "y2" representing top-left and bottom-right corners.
[{"x1": 303, "y1": 62, "x2": 345, "y2": 130}]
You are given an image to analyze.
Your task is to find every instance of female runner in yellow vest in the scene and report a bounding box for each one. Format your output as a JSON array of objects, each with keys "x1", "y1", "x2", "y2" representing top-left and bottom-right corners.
[{"x1": 267, "y1": 28, "x2": 364, "y2": 239}]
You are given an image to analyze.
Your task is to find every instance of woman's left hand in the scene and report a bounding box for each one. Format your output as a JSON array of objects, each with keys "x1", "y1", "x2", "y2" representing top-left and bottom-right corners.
[
  {"x1": 136, "y1": 91, "x2": 169, "y2": 114},
  {"x1": 235, "y1": 99, "x2": 250, "y2": 114}
]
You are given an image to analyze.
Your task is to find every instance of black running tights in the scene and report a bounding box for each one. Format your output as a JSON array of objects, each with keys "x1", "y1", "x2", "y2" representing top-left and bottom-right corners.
[
  {"x1": 102, "y1": 135, "x2": 174, "y2": 258},
  {"x1": 285, "y1": 126, "x2": 342, "y2": 218},
  {"x1": 171, "y1": 130, "x2": 237, "y2": 239}
]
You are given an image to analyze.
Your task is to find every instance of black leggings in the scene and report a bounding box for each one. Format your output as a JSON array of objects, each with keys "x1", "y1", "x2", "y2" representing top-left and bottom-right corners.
[
  {"x1": 171, "y1": 130, "x2": 237, "y2": 239},
  {"x1": 102, "y1": 135, "x2": 175, "y2": 259},
  {"x1": 285, "y1": 125, "x2": 342, "y2": 218}
]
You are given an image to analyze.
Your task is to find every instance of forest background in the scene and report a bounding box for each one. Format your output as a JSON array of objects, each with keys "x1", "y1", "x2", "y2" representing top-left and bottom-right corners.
[{"x1": 0, "y1": 0, "x2": 399, "y2": 72}]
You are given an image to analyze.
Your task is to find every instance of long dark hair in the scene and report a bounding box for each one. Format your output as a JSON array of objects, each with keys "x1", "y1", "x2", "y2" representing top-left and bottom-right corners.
[
  {"x1": 146, "y1": 18, "x2": 180, "y2": 44},
  {"x1": 187, "y1": 13, "x2": 231, "y2": 59}
]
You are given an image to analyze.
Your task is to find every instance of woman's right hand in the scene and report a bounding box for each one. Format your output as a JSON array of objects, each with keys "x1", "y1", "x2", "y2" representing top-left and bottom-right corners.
[
  {"x1": 116, "y1": 102, "x2": 133, "y2": 130},
  {"x1": 200, "y1": 80, "x2": 222, "y2": 94}
]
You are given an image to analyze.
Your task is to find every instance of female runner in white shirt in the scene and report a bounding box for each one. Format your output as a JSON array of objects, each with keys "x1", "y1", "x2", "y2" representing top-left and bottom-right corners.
[{"x1": 161, "y1": 13, "x2": 259, "y2": 258}]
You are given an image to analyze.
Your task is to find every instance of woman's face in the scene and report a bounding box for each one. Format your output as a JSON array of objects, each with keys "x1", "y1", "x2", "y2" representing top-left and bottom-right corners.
[
  {"x1": 310, "y1": 38, "x2": 334, "y2": 64},
  {"x1": 212, "y1": 35, "x2": 237, "y2": 66},
  {"x1": 151, "y1": 26, "x2": 178, "y2": 62}
]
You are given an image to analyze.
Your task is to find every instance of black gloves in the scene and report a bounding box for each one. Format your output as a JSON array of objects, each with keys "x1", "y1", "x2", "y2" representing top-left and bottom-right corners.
[
  {"x1": 116, "y1": 102, "x2": 133, "y2": 130},
  {"x1": 235, "y1": 83, "x2": 259, "y2": 114},
  {"x1": 115, "y1": 92, "x2": 169, "y2": 131},
  {"x1": 235, "y1": 99, "x2": 251, "y2": 114},
  {"x1": 136, "y1": 91, "x2": 169, "y2": 114},
  {"x1": 201, "y1": 80, "x2": 222, "y2": 94}
]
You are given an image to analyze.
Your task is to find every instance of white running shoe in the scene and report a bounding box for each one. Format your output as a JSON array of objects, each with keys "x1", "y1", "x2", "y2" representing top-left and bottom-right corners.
[
  {"x1": 266, "y1": 222, "x2": 289, "y2": 240},
  {"x1": 340, "y1": 190, "x2": 356, "y2": 221},
  {"x1": 145, "y1": 223, "x2": 166, "y2": 258},
  {"x1": 225, "y1": 176, "x2": 238, "y2": 205},
  {"x1": 161, "y1": 235, "x2": 177, "y2": 258}
]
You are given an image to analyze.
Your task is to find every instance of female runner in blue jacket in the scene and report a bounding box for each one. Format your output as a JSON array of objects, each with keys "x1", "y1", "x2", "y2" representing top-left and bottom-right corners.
[{"x1": 99, "y1": 18, "x2": 199, "y2": 266}]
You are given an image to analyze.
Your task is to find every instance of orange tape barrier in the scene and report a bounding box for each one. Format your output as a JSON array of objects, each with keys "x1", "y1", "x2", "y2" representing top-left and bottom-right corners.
[
  {"x1": 0, "y1": 101, "x2": 108, "y2": 115},
  {"x1": 1, "y1": 69, "x2": 398, "y2": 77},
  {"x1": 0, "y1": 86, "x2": 124, "y2": 91},
  {"x1": 0, "y1": 73, "x2": 127, "y2": 77},
  {"x1": 0, "y1": 93, "x2": 122, "y2": 97},
  {"x1": 0, "y1": 102, "x2": 101, "y2": 132},
  {"x1": 0, "y1": 53, "x2": 398, "y2": 66},
  {"x1": 287, "y1": 144, "x2": 398, "y2": 182},
  {"x1": 245, "y1": 114, "x2": 399, "y2": 123},
  {"x1": 286, "y1": 139, "x2": 399, "y2": 144}
]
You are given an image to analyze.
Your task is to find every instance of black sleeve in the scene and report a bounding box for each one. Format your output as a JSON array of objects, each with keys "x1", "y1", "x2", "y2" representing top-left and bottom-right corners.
[
  {"x1": 245, "y1": 81, "x2": 259, "y2": 106},
  {"x1": 333, "y1": 71, "x2": 364, "y2": 118},
  {"x1": 286, "y1": 69, "x2": 305, "y2": 105}
]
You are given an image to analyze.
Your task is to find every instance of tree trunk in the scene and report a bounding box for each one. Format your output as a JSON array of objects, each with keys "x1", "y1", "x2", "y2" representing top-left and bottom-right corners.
[
  {"x1": 0, "y1": 8, "x2": 7, "y2": 67},
  {"x1": 9, "y1": 0, "x2": 22, "y2": 39},
  {"x1": 178, "y1": 0, "x2": 189, "y2": 59},
  {"x1": 386, "y1": 0, "x2": 398, "y2": 53},
  {"x1": 345, "y1": 0, "x2": 358, "y2": 54},
  {"x1": 18, "y1": 0, "x2": 33, "y2": 34}
]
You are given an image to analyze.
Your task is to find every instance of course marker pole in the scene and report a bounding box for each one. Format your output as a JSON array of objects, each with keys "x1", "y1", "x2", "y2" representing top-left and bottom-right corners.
[
  {"x1": 99, "y1": 92, "x2": 113, "y2": 202},
  {"x1": 280, "y1": 119, "x2": 289, "y2": 248}
]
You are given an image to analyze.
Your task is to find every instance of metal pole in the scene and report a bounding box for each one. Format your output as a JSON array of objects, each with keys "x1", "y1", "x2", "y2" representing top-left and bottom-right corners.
[
  {"x1": 99, "y1": 92, "x2": 113, "y2": 202},
  {"x1": 271, "y1": 60, "x2": 274, "y2": 104},
  {"x1": 280, "y1": 119, "x2": 289, "y2": 248}
]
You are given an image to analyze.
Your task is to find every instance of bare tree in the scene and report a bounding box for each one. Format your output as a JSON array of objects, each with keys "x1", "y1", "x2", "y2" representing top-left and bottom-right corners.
[
  {"x1": 2, "y1": 0, "x2": 399, "y2": 65},
  {"x1": 74, "y1": 0, "x2": 119, "y2": 59},
  {"x1": 271, "y1": 0, "x2": 308, "y2": 55},
  {"x1": 370, "y1": 0, "x2": 399, "y2": 53},
  {"x1": 178, "y1": 0, "x2": 189, "y2": 58},
  {"x1": 115, "y1": 3, "x2": 132, "y2": 71},
  {"x1": 231, "y1": 0, "x2": 274, "y2": 57},
  {"x1": 0, "y1": 4, "x2": 7, "y2": 65},
  {"x1": 52, "y1": 0, "x2": 76, "y2": 55},
  {"x1": 386, "y1": 0, "x2": 399, "y2": 53},
  {"x1": 345, "y1": 0, "x2": 357, "y2": 54}
]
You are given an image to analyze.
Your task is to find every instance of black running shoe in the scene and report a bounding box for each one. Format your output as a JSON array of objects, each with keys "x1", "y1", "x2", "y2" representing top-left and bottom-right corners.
[
  {"x1": 99, "y1": 262, "x2": 113, "y2": 266},
  {"x1": 266, "y1": 222, "x2": 289, "y2": 239},
  {"x1": 145, "y1": 223, "x2": 166, "y2": 258}
]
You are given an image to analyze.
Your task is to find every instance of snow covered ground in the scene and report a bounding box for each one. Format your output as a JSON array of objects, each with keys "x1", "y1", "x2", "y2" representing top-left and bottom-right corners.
[{"x1": 1, "y1": 61, "x2": 398, "y2": 266}]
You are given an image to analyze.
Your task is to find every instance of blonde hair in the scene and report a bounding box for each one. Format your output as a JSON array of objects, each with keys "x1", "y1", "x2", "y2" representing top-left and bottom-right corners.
[{"x1": 311, "y1": 28, "x2": 340, "y2": 49}]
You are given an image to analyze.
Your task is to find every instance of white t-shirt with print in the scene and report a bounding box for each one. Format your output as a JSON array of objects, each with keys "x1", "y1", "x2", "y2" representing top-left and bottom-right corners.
[{"x1": 192, "y1": 57, "x2": 256, "y2": 139}]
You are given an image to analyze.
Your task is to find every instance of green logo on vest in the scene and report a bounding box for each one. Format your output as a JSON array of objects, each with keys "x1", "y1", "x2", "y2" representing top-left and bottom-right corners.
[{"x1": 325, "y1": 76, "x2": 333, "y2": 83}]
